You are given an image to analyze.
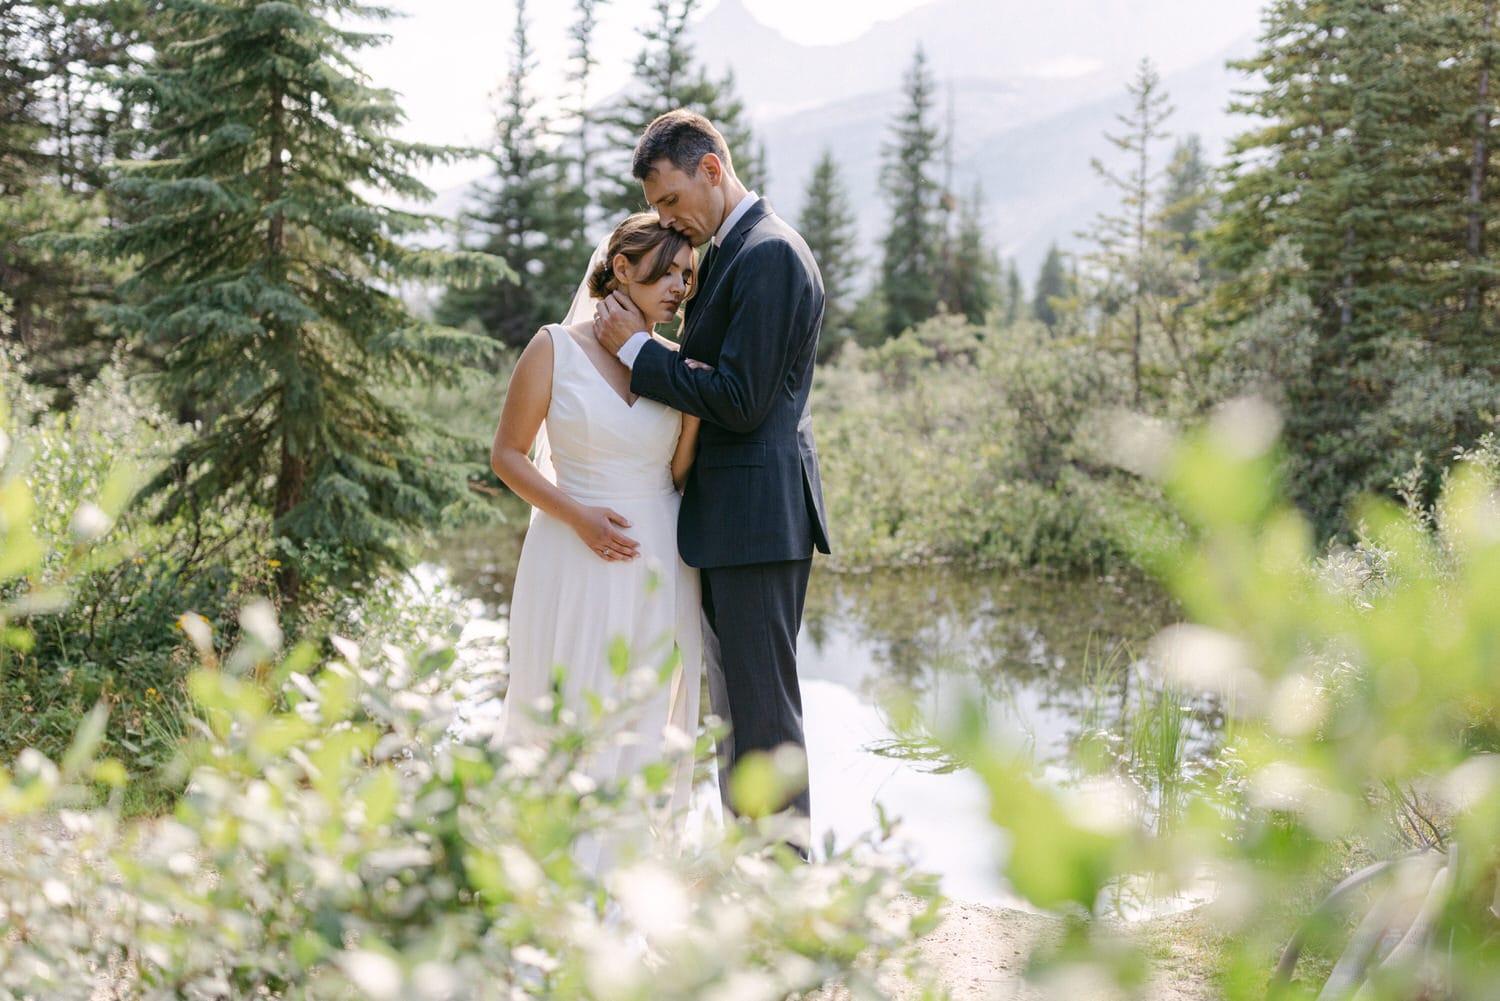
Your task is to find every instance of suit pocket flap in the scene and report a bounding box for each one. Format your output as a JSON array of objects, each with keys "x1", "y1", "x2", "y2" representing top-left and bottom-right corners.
[{"x1": 699, "y1": 441, "x2": 766, "y2": 469}]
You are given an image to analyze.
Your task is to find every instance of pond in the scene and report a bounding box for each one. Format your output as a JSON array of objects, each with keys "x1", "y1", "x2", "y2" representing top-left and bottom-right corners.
[{"x1": 425, "y1": 524, "x2": 1189, "y2": 911}]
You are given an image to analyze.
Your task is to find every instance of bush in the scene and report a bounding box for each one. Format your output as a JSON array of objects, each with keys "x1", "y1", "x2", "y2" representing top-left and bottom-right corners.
[
  {"x1": 0, "y1": 353, "x2": 458, "y2": 798},
  {"x1": 937, "y1": 400, "x2": 1500, "y2": 998},
  {"x1": 0, "y1": 410, "x2": 942, "y2": 998},
  {"x1": 815, "y1": 314, "x2": 1168, "y2": 571}
]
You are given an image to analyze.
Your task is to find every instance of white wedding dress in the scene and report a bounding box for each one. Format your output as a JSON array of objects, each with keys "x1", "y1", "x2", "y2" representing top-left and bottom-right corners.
[{"x1": 498, "y1": 324, "x2": 703, "y2": 848}]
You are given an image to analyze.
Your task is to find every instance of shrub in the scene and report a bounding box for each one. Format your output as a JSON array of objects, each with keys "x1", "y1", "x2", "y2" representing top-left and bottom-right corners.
[{"x1": 939, "y1": 401, "x2": 1500, "y2": 998}]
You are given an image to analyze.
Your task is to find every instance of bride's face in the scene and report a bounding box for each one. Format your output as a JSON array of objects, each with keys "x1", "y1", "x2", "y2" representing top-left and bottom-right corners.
[{"x1": 620, "y1": 245, "x2": 694, "y2": 327}]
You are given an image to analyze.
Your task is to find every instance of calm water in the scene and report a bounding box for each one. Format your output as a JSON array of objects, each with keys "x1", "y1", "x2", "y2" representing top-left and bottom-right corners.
[{"x1": 426, "y1": 525, "x2": 1180, "y2": 909}]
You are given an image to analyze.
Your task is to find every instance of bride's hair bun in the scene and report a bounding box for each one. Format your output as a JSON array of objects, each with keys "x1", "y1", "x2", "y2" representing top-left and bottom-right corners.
[
  {"x1": 587, "y1": 258, "x2": 616, "y2": 299},
  {"x1": 589, "y1": 212, "x2": 696, "y2": 301}
]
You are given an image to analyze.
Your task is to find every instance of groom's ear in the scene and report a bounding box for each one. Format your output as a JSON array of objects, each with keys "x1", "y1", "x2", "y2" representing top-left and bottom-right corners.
[{"x1": 699, "y1": 153, "x2": 724, "y2": 185}]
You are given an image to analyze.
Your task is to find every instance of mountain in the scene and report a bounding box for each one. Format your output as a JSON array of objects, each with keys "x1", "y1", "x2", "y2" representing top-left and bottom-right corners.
[
  {"x1": 750, "y1": 39, "x2": 1254, "y2": 280},
  {"x1": 695, "y1": 0, "x2": 1261, "y2": 279},
  {"x1": 426, "y1": 0, "x2": 1264, "y2": 280},
  {"x1": 691, "y1": 0, "x2": 1262, "y2": 120}
]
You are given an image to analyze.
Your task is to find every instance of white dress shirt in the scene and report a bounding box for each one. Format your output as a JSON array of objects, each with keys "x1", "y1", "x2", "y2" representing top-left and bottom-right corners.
[{"x1": 616, "y1": 192, "x2": 760, "y2": 368}]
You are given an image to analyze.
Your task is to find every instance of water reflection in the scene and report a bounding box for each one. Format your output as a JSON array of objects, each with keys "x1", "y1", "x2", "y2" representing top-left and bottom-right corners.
[
  {"x1": 797, "y1": 566, "x2": 1179, "y2": 907},
  {"x1": 428, "y1": 530, "x2": 1183, "y2": 908}
]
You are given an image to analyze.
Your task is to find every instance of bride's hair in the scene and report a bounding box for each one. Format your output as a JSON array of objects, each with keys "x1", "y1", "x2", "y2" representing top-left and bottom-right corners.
[{"x1": 589, "y1": 212, "x2": 695, "y2": 300}]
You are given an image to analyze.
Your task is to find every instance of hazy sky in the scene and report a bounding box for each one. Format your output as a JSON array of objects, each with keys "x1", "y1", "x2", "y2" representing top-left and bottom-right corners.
[{"x1": 359, "y1": 0, "x2": 937, "y2": 191}]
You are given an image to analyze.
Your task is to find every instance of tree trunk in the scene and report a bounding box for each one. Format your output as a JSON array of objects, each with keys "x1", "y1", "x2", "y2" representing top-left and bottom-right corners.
[
  {"x1": 266, "y1": 79, "x2": 300, "y2": 607},
  {"x1": 1465, "y1": 0, "x2": 1495, "y2": 333}
]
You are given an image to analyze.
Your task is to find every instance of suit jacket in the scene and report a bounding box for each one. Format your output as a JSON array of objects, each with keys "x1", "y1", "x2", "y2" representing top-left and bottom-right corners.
[{"x1": 631, "y1": 198, "x2": 832, "y2": 569}]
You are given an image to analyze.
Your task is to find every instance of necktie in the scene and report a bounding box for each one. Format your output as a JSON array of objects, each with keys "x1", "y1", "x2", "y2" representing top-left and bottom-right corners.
[{"x1": 698, "y1": 242, "x2": 719, "y2": 290}]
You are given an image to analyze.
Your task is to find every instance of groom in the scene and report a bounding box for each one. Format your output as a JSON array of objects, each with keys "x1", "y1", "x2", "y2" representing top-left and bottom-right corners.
[{"x1": 594, "y1": 109, "x2": 830, "y2": 845}]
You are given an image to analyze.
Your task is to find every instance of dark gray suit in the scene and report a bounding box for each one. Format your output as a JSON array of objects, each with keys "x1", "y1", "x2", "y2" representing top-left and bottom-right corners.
[{"x1": 631, "y1": 198, "x2": 829, "y2": 825}]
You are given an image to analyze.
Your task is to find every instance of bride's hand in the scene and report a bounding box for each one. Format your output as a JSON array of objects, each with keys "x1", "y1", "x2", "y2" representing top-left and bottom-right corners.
[
  {"x1": 683, "y1": 358, "x2": 714, "y2": 371},
  {"x1": 571, "y1": 505, "x2": 640, "y2": 562}
]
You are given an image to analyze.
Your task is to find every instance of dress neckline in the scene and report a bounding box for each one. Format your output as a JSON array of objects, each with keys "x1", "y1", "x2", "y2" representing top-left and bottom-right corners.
[{"x1": 556, "y1": 324, "x2": 638, "y2": 408}]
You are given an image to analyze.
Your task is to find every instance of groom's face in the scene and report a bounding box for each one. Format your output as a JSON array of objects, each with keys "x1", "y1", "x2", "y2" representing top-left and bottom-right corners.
[{"x1": 642, "y1": 157, "x2": 721, "y2": 246}]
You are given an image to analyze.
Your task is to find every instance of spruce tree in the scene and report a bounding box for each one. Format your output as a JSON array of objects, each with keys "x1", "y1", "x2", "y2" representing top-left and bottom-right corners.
[
  {"x1": 798, "y1": 148, "x2": 861, "y2": 361},
  {"x1": 1032, "y1": 244, "x2": 1071, "y2": 329},
  {"x1": 566, "y1": 0, "x2": 610, "y2": 232},
  {"x1": 878, "y1": 44, "x2": 943, "y2": 339},
  {"x1": 90, "y1": 0, "x2": 502, "y2": 607},
  {"x1": 1002, "y1": 259, "x2": 1023, "y2": 327},
  {"x1": 0, "y1": 0, "x2": 138, "y2": 392},
  {"x1": 948, "y1": 180, "x2": 1000, "y2": 325},
  {"x1": 1160, "y1": 134, "x2": 1213, "y2": 259},
  {"x1": 1085, "y1": 58, "x2": 1174, "y2": 408},
  {"x1": 436, "y1": 0, "x2": 584, "y2": 347},
  {"x1": 1214, "y1": 0, "x2": 1492, "y2": 524}
]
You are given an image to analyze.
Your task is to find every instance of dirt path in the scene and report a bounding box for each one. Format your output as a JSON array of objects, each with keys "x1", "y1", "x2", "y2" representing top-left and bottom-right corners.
[{"x1": 858, "y1": 896, "x2": 1220, "y2": 1001}]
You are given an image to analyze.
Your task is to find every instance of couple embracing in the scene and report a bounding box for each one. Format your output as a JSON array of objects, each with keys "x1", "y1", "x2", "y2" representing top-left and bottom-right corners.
[{"x1": 490, "y1": 110, "x2": 831, "y2": 862}]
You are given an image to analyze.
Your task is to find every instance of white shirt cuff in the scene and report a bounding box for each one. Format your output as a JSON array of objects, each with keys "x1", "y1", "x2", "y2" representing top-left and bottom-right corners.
[{"x1": 616, "y1": 331, "x2": 650, "y2": 368}]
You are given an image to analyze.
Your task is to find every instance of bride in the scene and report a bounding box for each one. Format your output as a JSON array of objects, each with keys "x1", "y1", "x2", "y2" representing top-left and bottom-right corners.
[{"x1": 489, "y1": 212, "x2": 706, "y2": 856}]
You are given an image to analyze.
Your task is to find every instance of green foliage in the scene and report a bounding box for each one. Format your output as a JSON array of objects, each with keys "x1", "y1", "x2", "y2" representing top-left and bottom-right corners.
[
  {"x1": 799, "y1": 147, "x2": 862, "y2": 362},
  {"x1": 435, "y1": 0, "x2": 585, "y2": 348},
  {"x1": 1083, "y1": 59, "x2": 1213, "y2": 415},
  {"x1": 0, "y1": 1, "x2": 137, "y2": 391},
  {"x1": 877, "y1": 45, "x2": 944, "y2": 340},
  {"x1": 1213, "y1": 0, "x2": 1500, "y2": 532},
  {"x1": 1031, "y1": 243, "x2": 1075, "y2": 329},
  {"x1": 0, "y1": 370, "x2": 941, "y2": 999},
  {"x1": 79, "y1": 0, "x2": 504, "y2": 606},
  {"x1": 815, "y1": 313, "x2": 1163, "y2": 570},
  {"x1": 943, "y1": 180, "x2": 1002, "y2": 326},
  {"x1": 939, "y1": 404, "x2": 1500, "y2": 997}
]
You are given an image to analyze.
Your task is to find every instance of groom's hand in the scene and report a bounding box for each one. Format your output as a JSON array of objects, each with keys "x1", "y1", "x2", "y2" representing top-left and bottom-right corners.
[{"x1": 594, "y1": 291, "x2": 647, "y2": 355}]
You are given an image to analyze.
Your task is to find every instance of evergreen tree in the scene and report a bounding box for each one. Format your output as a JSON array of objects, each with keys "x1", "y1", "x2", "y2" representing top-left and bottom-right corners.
[
  {"x1": 1085, "y1": 58, "x2": 1175, "y2": 408},
  {"x1": 596, "y1": 0, "x2": 765, "y2": 220},
  {"x1": 1032, "y1": 244, "x2": 1072, "y2": 329},
  {"x1": 948, "y1": 180, "x2": 1001, "y2": 325},
  {"x1": 88, "y1": 0, "x2": 501, "y2": 607},
  {"x1": 1160, "y1": 134, "x2": 1213, "y2": 258},
  {"x1": 0, "y1": 0, "x2": 139, "y2": 391},
  {"x1": 565, "y1": 0, "x2": 609, "y2": 232},
  {"x1": 0, "y1": 1, "x2": 48, "y2": 195},
  {"x1": 1002, "y1": 259, "x2": 1023, "y2": 327},
  {"x1": 878, "y1": 44, "x2": 943, "y2": 339},
  {"x1": 798, "y1": 148, "x2": 861, "y2": 361},
  {"x1": 436, "y1": 0, "x2": 584, "y2": 347},
  {"x1": 1214, "y1": 0, "x2": 1495, "y2": 524}
]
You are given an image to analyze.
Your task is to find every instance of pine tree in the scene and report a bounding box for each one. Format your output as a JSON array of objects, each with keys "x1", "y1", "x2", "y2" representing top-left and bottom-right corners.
[
  {"x1": 1160, "y1": 134, "x2": 1213, "y2": 259},
  {"x1": 1002, "y1": 259, "x2": 1023, "y2": 327},
  {"x1": 436, "y1": 0, "x2": 584, "y2": 347},
  {"x1": 948, "y1": 180, "x2": 1000, "y2": 325},
  {"x1": 596, "y1": 0, "x2": 765, "y2": 220},
  {"x1": 878, "y1": 44, "x2": 943, "y2": 339},
  {"x1": 1085, "y1": 58, "x2": 1174, "y2": 408},
  {"x1": 1214, "y1": 0, "x2": 1493, "y2": 523},
  {"x1": 1032, "y1": 244, "x2": 1072, "y2": 329},
  {"x1": 566, "y1": 0, "x2": 609, "y2": 232},
  {"x1": 0, "y1": 1, "x2": 48, "y2": 196},
  {"x1": 798, "y1": 148, "x2": 861, "y2": 361},
  {"x1": 88, "y1": 0, "x2": 502, "y2": 607},
  {"x1": 0, "y1": 1, "x2": 140, "y2": 392}
]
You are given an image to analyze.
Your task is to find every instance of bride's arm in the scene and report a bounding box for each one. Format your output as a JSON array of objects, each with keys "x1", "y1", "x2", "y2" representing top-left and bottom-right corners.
[
  {"x1": 491, "y1": 329, "x2": 640, "y2": 561},
  {"x1": 671, "y1": 414, "x2": 700, "y2": 493}
]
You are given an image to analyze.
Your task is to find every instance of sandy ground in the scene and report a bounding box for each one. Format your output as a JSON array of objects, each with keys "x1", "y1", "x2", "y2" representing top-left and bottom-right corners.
[{"x1": 848, "y1": 895, "x2": 1220, "y2": 1001}]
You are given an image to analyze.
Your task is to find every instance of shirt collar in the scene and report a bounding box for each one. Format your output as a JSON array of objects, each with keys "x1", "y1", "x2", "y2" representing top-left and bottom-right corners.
[{"x1": 712, "y1": 191, "x2": 759, "y2": 247}]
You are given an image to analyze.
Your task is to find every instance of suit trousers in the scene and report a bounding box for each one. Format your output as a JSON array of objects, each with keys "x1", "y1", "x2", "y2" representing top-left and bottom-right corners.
[{"x1": 700, "y1": 557, "x2": 814, "y2": 828}]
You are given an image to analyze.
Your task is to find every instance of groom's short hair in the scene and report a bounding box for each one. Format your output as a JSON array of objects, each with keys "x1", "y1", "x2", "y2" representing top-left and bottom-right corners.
[{"x1": 633, "y1": 110, "x2": 732, "y2": 180}]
